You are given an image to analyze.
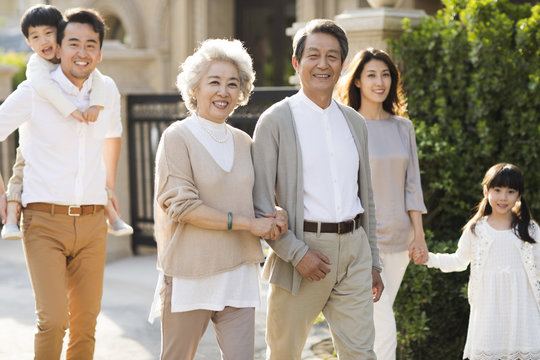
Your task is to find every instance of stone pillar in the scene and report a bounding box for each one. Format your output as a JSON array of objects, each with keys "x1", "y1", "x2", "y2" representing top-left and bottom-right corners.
[
  {"x1": 335, "y1": 7, "x2": 425, "y2": 62},
  {"x1": 0, "y1": 64, "x2": 17, "y2": 101}
]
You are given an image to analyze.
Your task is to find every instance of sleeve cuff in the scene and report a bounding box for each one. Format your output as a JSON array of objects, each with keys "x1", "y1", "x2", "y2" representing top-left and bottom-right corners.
[{"x1": 6, "y1": 184, "x2": 22, "y2": 202}]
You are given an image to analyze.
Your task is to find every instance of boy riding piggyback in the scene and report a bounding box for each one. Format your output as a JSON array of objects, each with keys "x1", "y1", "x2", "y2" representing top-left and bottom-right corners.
[{"x1": 1, "y1": 4, "x2": 132, "y2": 241}]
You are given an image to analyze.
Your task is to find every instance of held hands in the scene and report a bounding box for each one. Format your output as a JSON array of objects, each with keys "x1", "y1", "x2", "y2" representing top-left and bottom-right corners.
[
  {"x1": 70, "y1": 106, "x2": 103, "y2": 124},
  {"x1": 408, "y1": 237, "x2": 429, "y2": 265},
  {"x1": 84, "y1": 106, "x2": 103, "y2": 123},
  {"x1": 250, "y1": 206, "x2": 289, "y2": 240},
  {"x1": 295, "y1": 248, "x2": 331, "y2": 282}
]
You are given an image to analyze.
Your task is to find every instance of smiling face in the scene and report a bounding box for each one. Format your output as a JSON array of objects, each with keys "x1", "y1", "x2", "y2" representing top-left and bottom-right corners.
[
  {"x1": 293, "y1": 32, "x2": 343, "y2": 108},
  {"x1": 194, "y1": 60, "x2": 241, "y2": 123},
  {"x1": 355, "y1": 59, "x2": 391, "y2": 106},
  {"x1": 26, "y1": 25, "x2": 58, "y2": 62},
  {"x1": 57, "y1": 22, "x2": 102, "y2": 88},
  {"x1": 484, "y1": 186, "x2": 521, "y2": 218}
]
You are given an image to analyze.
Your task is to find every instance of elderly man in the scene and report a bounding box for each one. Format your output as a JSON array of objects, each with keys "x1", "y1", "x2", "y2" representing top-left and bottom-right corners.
[
  {"x1": 253, "y1": 19, "x2": 384, "y2": 359},
  {"x1": 0, "y1": 8, "x2": 122, "y2": 360}
]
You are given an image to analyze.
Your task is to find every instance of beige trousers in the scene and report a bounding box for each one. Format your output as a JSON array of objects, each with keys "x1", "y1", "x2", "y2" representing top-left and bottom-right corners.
[
  {"x1": 373, "y1": 250, "x2": 410, "y2": 360},
  {"x1": 160, "y1": 276, "x2": 255, "y2": 360},
  {"x1": 21, "y1": 207, "x2": 107, "y2": 360},
  {"x1": 266, "y1": 228, "x2": 376, "y2": 360}
]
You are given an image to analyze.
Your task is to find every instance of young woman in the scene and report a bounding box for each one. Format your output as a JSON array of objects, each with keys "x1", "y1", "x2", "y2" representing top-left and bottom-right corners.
[{"x1": 336, "y1": 48, "x2": 428, "y2": 360}]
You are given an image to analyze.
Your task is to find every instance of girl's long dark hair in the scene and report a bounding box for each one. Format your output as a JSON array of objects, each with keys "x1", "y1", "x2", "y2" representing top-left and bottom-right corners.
[
  {"x1": 464, "y1": 163, "x2": 535, "y2": 243},
  {"x1": 335, "y1": 48, "x2": 407, "y2": 117}
]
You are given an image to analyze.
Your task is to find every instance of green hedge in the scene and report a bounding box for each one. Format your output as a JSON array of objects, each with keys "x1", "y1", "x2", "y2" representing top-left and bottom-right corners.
[
  {"x1": 390, "y1": 0, "x2": 540, "y2": 358},
  {"x1": 0, "y1": 50, "x2": 27, "y2": 90}
]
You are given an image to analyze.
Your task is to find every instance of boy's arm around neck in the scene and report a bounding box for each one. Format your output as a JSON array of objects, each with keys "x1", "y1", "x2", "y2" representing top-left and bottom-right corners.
[{"x1": 26, "y1": 53, "x2": 76, "y2": 117}]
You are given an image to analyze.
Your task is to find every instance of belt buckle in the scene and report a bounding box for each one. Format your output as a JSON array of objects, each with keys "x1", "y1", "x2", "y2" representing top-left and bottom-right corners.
[{"x1": 68, "y1": 205, "x2": 81, "y2": 217}]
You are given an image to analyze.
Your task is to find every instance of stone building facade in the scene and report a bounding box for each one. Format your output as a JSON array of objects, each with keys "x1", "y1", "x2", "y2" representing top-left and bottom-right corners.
[{"x1": 0, "y1": 0, "x2": 441, "y2": 258}]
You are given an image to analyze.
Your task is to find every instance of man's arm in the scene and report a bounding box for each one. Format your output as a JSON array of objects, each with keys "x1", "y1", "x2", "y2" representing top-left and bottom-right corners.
[
  {"x1": 103, "y1": 137, "x2": 121, "y2": 213},
  {"x1": 252, "y1": 110, "x2": 310, "y2": 267},
  {"x1": 0, "y1": 83, "x2": 32, "y2": 141},
  {"x1": 0, "y1": 174, "x2": 6, "y2": 224}
]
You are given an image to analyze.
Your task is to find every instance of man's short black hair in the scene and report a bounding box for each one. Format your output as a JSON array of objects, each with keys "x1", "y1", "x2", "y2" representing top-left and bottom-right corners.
[
  {"x1": 293, "y1": 19, "x2": 349, "y2": 64},
  {"x1": 57, "y1": 8, "x2": 106, "y2": 48},
  {"x1": 20, "y1": 4, "x2": 65, "y2": 39}
]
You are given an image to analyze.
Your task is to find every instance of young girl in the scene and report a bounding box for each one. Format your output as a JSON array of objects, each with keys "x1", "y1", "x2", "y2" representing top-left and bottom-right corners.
[{"x1": 418, "y1": 163, "x2": 540, "y2": 359}]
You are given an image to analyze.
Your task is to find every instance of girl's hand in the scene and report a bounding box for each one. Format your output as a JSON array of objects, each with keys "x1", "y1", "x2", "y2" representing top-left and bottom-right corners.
[{"x1": 409, "y1": 238, "x2": 429, "y2": 265}]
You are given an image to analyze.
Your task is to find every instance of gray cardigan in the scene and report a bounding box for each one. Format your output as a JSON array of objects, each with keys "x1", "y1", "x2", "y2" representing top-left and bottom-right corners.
[{"x1": 252, "y1": 97, "x2": 380, "y2": 295}]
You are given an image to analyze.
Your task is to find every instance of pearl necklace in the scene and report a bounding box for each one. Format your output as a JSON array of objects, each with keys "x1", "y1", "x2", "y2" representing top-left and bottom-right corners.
[{"x1": 196, "y1": 114, "x2": 230, "y2": 143}]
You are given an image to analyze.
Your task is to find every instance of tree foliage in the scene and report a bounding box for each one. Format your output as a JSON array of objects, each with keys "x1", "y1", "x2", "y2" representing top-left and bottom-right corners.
[
  {"x1": 390, "y1": 0, "x2": 540, "y2": 358},
  {"x1": 0, "y1": 50, "x2": 27, "y2": 90}
]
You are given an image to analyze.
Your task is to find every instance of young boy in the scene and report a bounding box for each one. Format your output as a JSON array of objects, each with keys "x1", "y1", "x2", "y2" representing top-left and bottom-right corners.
[{"x1": 0, "y1": 4, "x2": 132, "y2": 240}]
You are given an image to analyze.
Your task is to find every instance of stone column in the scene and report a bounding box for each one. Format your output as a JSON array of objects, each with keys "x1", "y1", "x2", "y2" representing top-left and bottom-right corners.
[
  {"x1": 335, "y1": 7, "x2": 425, "y2": 62},
  {"x1": 0, "y1": 64, "x2": 17, "y2": 101}
]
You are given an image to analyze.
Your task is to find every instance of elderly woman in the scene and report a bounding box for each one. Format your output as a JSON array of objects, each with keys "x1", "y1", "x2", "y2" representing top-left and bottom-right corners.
[{"x1": 150, "y1": 39, "x2": 286, "y2": 360}]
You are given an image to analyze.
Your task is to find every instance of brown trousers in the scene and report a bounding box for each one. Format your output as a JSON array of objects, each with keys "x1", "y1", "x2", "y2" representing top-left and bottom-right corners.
[
  {"x1": 160, "y1": 275, "x2": 255, "y2": 360},
  {"x1": 21, "y1": 207, "x2": 107, "y2": 360},
  {"x1": 266, "y1": 228, "x2": 376, "y2": 360}
]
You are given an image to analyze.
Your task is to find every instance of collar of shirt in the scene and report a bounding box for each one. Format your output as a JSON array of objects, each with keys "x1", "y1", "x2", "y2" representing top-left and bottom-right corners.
[
  {"x1": 296, "y1": 88, "x2": 337, "y2": 115},
  {"x1": 51, "y1": 65, "x2": 94, "y2": 97}
]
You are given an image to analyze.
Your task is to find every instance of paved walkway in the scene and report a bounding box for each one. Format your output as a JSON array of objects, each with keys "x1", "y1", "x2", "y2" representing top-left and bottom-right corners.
[{"x1": 0, "y1": 240, "x2": 331, "y2": 359}]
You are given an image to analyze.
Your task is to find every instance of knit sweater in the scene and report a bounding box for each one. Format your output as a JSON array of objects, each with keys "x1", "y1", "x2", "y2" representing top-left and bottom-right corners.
[{"x1": 153, "y1": 120, "x2": 264, "y2": 278}]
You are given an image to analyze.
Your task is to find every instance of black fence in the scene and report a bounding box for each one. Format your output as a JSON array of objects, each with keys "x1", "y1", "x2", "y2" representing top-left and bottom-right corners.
[{"x1": 127, "y1": 87, "x2": 298, "y2": 253}]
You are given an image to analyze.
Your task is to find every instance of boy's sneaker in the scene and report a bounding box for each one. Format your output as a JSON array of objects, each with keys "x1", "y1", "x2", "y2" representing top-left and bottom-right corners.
[
  {"x1": 1, "y1": 224, "x2": 23, "y2": 240},
  {"x1": 108, "y1": 219, "x2": 134, "y2": 236}
]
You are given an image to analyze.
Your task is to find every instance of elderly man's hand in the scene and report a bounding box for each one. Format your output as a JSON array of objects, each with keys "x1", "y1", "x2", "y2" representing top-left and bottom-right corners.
[
  {"x1": 372, "y1": 268, "x2": 384, "y2": 302},
  {"x1": 296, "y1": 248, "x2": 331, "y2": 282}
]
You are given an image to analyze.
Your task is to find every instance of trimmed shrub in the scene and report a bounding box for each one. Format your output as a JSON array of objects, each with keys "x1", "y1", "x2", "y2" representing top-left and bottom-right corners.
[
  {"x1": 0, "y1": 50, "x2": 27, "y2": 90},
  {"x1": 390, "y1": 0, "x2": 540, "y2": 358}
]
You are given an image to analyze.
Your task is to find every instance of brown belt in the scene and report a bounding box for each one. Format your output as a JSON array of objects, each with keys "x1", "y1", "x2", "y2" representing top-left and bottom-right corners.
[
  {"x1": 25, "y1": 202, "x2": 104, "y2": 216},
  {"x1": 303, "y1": 214, "x2": 361, "y2": 235}
]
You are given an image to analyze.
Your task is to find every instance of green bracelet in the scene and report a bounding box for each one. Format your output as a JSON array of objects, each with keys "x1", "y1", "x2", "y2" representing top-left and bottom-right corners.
[{"x1": 227, "y1": 212, "x2": 233, "y2": 232}]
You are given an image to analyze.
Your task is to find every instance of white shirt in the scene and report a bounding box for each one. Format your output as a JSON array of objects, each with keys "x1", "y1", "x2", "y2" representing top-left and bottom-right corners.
[
  {"x1": 0, "y1": 66, "x2": 122, "y2": 206},
  {"x1": 148, "y1": 115, "x2": 260, "y2": 322},
  {"x1": 290, "y1": 90, "x2": 363, "y2": 222}
]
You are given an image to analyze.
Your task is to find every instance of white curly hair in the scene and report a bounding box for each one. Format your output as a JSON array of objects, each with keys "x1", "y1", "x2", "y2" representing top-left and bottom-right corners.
[{"x1": 176, "y1": 38, "x2": 255, "y2": 113}]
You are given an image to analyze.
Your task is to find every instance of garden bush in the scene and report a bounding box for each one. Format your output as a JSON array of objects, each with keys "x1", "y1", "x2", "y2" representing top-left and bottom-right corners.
[
  {"x1": 0, "y1": 50, "x2": 27, "y2": 90},
  {"x1": 389, "y1": 0, "x2": 540, "y2": 358}
]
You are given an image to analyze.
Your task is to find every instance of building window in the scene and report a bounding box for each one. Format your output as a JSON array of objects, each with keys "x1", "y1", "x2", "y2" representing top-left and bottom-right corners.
[
  {"x1": 103, "y1": 14, "x2": 130, "y2": 46},
  {"x1": 235, "y1": 0, "x2": 296, "y2": 86}
]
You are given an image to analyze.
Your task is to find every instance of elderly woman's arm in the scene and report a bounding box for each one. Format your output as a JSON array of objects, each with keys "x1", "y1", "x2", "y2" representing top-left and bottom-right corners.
[
  {"x1": 155, "y1": 125, "x2": 280, "y2": 239},
  {"x1": 182, "y1": 204, "x2": 279, "y2": 239}
]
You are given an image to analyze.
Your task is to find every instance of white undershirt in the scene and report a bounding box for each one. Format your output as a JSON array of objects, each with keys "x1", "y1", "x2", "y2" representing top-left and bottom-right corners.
[
  {"x1": 290, "y1": 90, "x2": 363, "y2": 222},
  {"x1": 149, "y1": 114, "x2": 260, "y2": 323}
]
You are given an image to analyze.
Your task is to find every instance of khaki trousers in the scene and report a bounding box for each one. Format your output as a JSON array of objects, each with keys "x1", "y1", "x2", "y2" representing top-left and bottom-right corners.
[
  {"x1": 266, "y1": 228, "x2": 376, "y2": 360},
  {"x1": 160, "y1": 276, "x2": 255, "y2": 360},
  {"x1": 21, "y1": 208, "x2": 107, "y2": 360}
]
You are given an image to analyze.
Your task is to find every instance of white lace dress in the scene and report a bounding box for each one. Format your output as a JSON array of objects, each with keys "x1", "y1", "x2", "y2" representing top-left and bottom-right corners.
[{"x1": 427, "y1": 220, "x2": 540, "y2": 360}]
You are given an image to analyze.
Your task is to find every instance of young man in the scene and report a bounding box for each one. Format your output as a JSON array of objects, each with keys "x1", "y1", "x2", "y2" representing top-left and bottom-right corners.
[
  {"x1": 252, "y1": 19, "x2": 384, "y2": 359},
  {"x1": 0, "y1": 8, "x2": 122, "y2": 360}
]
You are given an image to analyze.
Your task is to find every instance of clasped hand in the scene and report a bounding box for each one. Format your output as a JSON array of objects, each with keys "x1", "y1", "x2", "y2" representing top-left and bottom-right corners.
[{"x1": 251, "y1": 206, "x2": 288, "y2": 240}]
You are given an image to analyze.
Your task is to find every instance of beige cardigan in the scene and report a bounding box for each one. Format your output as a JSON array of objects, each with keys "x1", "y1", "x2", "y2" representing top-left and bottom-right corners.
[{"x1": 153, "y1": 120, "x2": 264, "y2": 278}]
